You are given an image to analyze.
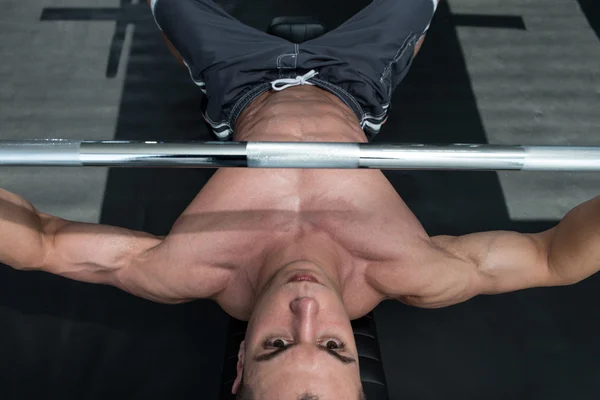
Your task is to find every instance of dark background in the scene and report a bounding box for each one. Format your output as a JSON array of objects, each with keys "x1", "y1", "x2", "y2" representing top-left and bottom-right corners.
[{"x1": 1, "y1": 0, "x2": 599, "y2": 399}]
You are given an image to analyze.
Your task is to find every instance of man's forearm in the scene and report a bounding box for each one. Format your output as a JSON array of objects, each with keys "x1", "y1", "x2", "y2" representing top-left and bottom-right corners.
[
  {"x1": 0, "y1": 189, "x2": 46, "y2": 270},
  {"x1": 0, "y1": 187, "x2": 165, "y2": 293},
  {"x1": 546, "y1": 195, "x2": 600, "y2": 285}
]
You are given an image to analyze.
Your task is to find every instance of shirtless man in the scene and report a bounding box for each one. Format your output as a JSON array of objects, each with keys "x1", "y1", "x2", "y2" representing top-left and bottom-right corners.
[{"x1": 1, "y1": 0, "x2": 599, "y2": 399}]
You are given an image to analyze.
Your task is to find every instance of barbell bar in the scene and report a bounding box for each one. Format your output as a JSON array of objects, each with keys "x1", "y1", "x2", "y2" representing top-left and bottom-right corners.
[{"x1": 0, "y1": 140, "x2": 599, "y2": 171}]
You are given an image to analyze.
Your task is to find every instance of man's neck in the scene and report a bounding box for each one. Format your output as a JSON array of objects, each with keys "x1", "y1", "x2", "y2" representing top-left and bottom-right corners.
[{"x1": 250, "y1": 238, "x2": 348, "y2": 306}]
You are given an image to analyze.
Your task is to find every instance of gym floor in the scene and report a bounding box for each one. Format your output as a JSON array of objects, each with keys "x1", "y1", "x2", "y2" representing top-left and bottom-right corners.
[{"x1": 1, "y1": 0, "x2": 599, "y2": 399}]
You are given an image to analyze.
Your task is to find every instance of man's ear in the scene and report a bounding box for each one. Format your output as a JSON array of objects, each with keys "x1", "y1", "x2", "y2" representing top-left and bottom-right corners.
[{"x1": 232, "y1": 340, "x2": 246, "y2": 394}]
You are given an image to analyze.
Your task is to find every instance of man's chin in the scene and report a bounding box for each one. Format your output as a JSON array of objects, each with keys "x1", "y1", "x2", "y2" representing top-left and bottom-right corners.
[{"x1": 251, "y1": 376, "x2": 361, "y2": 400}]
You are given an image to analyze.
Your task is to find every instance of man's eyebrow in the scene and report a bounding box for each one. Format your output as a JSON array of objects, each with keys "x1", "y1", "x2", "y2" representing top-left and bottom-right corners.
[{"x1": 253, "y1": 344, "x2": 356, "y2": 364}]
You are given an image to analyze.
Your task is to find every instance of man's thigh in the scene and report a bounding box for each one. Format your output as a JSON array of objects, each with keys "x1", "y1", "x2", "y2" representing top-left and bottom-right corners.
[
  {"x1": 151, "y1": 0, "x2": 290, "y2": 84},
  {"x1": 150, "y1": 0, "x2": 300, "y2": 139},
  {"x1": 304, "y1": 0, "x2": 437, "y2": 96}
]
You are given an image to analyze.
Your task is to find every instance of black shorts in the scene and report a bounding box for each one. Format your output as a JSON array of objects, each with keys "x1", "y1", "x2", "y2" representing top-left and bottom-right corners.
[{"x1": 151, "y1": 0, "x2": 437, "y2": 141}]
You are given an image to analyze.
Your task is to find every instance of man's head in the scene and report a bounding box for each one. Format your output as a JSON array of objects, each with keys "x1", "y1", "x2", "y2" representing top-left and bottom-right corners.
[{"x1": 232, "y1": 260, "x2": 364, "y2": 399}]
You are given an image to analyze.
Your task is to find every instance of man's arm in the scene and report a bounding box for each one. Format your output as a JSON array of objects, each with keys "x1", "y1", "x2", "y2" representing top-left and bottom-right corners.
[
  {"x1": 433, "y1": 195, "x2": 600, "y2": 298},
  {"x1": 0, "y1": 188, "x2": 224, "y2": 304},
  {"x1": 371, "y1": 195, "x2": 600, "y2": 309}
]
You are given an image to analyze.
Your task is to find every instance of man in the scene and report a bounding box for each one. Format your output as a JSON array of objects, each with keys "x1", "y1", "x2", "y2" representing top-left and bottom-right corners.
[{"x1": 1, "y1": 0, "x2": 598, "y2": 399}]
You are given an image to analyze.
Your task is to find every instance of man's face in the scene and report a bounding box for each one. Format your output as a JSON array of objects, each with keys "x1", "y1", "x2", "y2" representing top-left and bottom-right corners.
[{"x1": 233, "y1": 261, "x2": 362, "y2": 399}]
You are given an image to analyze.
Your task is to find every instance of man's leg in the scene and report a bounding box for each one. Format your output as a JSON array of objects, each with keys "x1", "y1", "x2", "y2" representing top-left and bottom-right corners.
[
  {"x1": 147, "y1": 0, "x2": 297, "y2": 139},
  {"x1": 297, "y1": 0, "x2": 438, "y2": 139},
  {"x1": 414, "y1": 0, "x2": 440, "y2": 57},
  {"x1": 149, "y1": 0, "x2": 290, "y2": 82},
  {"x1": 146, "y1": 0, "x2": 185, "y2": 66},
  {"x1": 304, "y1": 0, "x2": 438, "y2": 94}
]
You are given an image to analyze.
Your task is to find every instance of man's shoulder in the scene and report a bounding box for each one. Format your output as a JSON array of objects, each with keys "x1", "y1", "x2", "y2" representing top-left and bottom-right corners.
[{"x1": 363, "y1": 238, "x2": 440, "y2": 297}]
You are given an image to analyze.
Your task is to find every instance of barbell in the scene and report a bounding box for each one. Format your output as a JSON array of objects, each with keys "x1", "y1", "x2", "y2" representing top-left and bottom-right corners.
[{"x1": 0, "y1": 140, "x2": 599, "y2": 171}]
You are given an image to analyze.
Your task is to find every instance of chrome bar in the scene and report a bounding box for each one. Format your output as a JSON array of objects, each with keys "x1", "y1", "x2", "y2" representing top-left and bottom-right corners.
[
  {"x1": 357, "y1": 143, "x2": 525, "y2": 170},
  {"x1": 522, "y1": 146, "x2": 600, "y2": 172},
  {"x1": 81, "y1": 141, "x2": 247, "y2": 167},
  {"x1": 247, "y1": 142, "x2": 360, "y2": 168},
  {"x1": 0, "y1": 139, "x2": 82, "y2": 166},
  {"x1": 0, "y1": 140, "x2": 599, "y2": 171},
  {"x1": 0, "y1": 140, "x2": 248, "y2": 167}
]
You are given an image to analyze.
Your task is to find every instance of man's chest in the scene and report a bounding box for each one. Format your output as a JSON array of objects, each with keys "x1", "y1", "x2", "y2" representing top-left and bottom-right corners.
[
  {"x1": 178, "y1": 168, "x2": 426, "y2": 258},
  {"x1": 167, "y1": 168, "x2": 432, "y2": 317}
]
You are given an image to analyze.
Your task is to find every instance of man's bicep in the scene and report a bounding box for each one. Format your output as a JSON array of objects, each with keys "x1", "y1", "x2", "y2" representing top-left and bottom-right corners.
[{"x1": 433, "y1": 229, "x2": 556, "y2": 295}]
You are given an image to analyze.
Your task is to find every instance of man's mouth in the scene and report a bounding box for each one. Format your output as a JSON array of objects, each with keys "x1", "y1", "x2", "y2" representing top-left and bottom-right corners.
[{"x1": 288, "y1": 274, "x2": 319, "y2": 284}]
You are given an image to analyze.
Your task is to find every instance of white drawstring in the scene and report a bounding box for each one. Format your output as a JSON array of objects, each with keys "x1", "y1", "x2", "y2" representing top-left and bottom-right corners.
[{"x1": 271, "y1": 70, "x2": 319, "y2": 91}]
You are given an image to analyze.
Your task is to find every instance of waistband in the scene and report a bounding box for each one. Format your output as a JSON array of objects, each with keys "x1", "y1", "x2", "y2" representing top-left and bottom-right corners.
[{"x1": 227, "y1": 70, "x2": 364, "y2": 140}]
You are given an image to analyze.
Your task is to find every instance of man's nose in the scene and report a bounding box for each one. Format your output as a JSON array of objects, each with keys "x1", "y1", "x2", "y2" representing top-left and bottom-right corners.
[
  {"x1": 290, "y1": 297, "x2": 319, "y2": 340},
  {"x1": 290, "y1": 296, "x2": 319, "y2": 317}
]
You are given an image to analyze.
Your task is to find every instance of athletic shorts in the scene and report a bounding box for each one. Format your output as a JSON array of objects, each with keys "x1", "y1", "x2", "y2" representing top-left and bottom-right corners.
[{"x1": 150, "y1": 0, "x2": 437, "y2": 141}]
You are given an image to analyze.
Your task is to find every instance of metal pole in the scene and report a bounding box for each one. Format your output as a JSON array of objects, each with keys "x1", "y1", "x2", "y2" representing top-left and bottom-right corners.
[{"x1": 0, "y1": 140, "x2": 598, "y2": 171}]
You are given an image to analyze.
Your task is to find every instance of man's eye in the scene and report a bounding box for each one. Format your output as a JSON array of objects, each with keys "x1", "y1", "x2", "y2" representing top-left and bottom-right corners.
[
  {"x1": 323, "y1": 338, "x2": 345, "y2": 350},
  {"x1": 266, "y1": 338, "x2": 292, "y2": 348},
  {"x1": 265, "y1": 337, "x2": 346, "y2": 349}
]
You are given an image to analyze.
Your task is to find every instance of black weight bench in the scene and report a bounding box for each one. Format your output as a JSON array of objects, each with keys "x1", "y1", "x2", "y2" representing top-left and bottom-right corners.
[
  {"x1": 217, "y1": 17, "x2": 389, "y2": 400},
  {"x1": 267, "y1": 16, "x2": 327, "y2": 43}
]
